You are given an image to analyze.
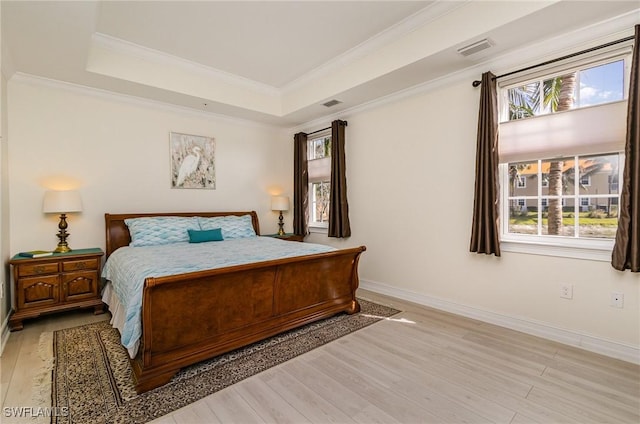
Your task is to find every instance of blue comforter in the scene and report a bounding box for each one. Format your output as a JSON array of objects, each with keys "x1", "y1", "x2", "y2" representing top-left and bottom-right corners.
[{"x1": 101, "y1": 236, "x2": 336, "y2": 351}]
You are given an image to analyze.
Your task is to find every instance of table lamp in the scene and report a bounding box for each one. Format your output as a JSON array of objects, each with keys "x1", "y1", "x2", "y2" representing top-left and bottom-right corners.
[
  {"x1": 43, "y1": 190, "x2": 83, "y2": 253},
  {"x1": 271, "y1": 196, "x2": 290, "y2": 236}
]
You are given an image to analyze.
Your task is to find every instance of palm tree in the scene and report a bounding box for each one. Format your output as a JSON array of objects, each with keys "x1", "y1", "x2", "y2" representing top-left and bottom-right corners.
[
  {"x1": 508, "y1": 163, "x2": 529, "y2": 213},
  {"x1": 509, "y1": 73, "x2": 577, "y2": 235},
  {"x1": 547, "y1": 72, "x2": 576, "y2": 235}
]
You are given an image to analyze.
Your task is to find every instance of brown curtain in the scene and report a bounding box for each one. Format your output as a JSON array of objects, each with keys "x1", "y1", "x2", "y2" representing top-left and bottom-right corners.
[
  {"x1": 293, "y1": 132, "x2": 309, "y2": 236},
  {"x1": 328, "y1": 120, "x2": 351, "y2": 238},
  {"x1": 470, "y1": 72, "x2": 501, "y2": 256},
  {"x1": 612, "y1": 25, "x2": 640, "y2": 272}
]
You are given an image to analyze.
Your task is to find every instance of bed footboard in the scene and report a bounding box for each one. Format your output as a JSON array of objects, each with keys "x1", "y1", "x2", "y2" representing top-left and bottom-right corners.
[{"x1": 131, "y1": 246, "x2": 365, "y2": 393}]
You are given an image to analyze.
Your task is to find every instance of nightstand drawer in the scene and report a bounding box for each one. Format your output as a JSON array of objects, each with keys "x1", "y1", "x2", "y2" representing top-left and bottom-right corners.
[
  {"x1": 62, "y1": 271, "x2": 99, "y2": 302},
  {"x1": 17, "y1": 275, "x2": 60, "y2": 309},
  {"x1": 62, "y1": 258, "x2": 99, "y2": 272},
  {"x1": 17, "y1": 262, "x2": 59, "y2": 277}
]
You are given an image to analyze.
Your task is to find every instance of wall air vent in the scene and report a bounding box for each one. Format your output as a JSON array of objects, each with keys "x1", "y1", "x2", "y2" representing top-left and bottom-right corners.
[
  {"x1": 457, "y1": 39, "x2": 492, "y2": 57},
  {"x1": 322, "y1": 99, "x2": 342, "y2": 108}
]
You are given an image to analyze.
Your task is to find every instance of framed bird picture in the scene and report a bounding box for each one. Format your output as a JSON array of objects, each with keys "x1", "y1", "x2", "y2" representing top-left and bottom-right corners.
[{"x1": 170, "y1": 132, "x2": 216, "y2": 189}]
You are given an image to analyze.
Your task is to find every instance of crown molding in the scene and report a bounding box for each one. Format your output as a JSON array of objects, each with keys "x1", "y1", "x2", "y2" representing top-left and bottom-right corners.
[
  {"x1": 92, "y1": 1, "x2": 465, "y2": 99},
  {"x1": 490, "y1": 9, "x2": 638, "y2": 84},
  {"x1": 91, "y1": 33, "x2": 280, "y2": 97},
  {"x1": 10, "y1": 9, "x2": 637, "y2": 134},
  {"x1": 280, "y1": 1, "x2": 466, "y2": 94},
  {"x1": 289, "y1": 10, "x2": 638, "y2": 134},
  {"x1": 10, "y1": 72, "x2": 282, "y2": 131}
]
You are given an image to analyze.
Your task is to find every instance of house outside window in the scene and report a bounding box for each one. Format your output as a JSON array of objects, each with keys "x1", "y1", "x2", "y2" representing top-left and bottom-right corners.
[
  {"x1": 307, "y1": 133, "x2": 331, "y2": 228},
  {"x1": 498, "y1": 49, "x2": 630, "y2": 259},
  {"x1": 580, "y1": 174, "x2": 591, "y2": 186}
]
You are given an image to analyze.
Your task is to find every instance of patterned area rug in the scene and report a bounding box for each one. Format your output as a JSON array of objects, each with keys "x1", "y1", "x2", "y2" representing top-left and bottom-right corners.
[{"x1": 51, "y1": 299, "x2": 400, "y2": 424}]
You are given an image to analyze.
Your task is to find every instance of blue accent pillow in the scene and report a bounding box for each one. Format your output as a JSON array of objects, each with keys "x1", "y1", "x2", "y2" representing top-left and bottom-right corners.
[
  {"x1": 125, "y1": 217, "x2": 200, "y2": 247},
  {"x1": 198, "y1": 215, "x2": 256, "y2": 239},
  {"x1": 188, "y1": 228, "x2": 223, "y2": 243}
]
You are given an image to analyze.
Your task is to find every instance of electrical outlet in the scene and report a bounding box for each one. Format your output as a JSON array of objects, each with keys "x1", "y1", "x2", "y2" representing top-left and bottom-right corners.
[
  {"x1": 611, "y1": 292, "x2": 624, "y2": 308},
  {"x1": 560, "y1": 283, "x2": 573, "y2": 299}
]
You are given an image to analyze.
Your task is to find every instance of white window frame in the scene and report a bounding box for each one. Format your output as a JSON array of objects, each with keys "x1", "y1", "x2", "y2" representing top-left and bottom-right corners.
[
  {"x1": 498, "y1": 49, "x2": 630, "y2": 261},
  {"x1": 309, "y1": 181, "x2": 330, "y2": 230},
  {"x1": 500, "y1": 158, "x2": 622, "y2": 261},
  {"x1": 516, "y1": 176, "x2": 526, "y2": 188},
  {"x1": 580, "y1": 175, "x2": 591, "y2": 186},
  {"x1": 307, "y1": 131, "x2": 331, "y2": 232}
]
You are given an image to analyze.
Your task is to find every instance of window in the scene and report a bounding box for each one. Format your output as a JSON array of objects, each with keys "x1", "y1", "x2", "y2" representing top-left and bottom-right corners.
[
  {"x1": 580, "y1": 175, "x2": 591, "y2": 186},
  {"x1": 504, "y1": 154, "x2": 623, "y2": 243},
  {"x1": 505, "y1": 60, "x2": 624, "y2": 120},
  {"x1": 307, "y1": 134, "x2": 331, "y2": 228},
  {"x1": 498, "y1": 50, "x2": 630, "y2": 260}
]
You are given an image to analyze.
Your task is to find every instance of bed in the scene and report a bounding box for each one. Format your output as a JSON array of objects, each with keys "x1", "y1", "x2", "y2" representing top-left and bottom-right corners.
[{"x1": 102, "y1": 211, "x2": 366, "y2": 393}]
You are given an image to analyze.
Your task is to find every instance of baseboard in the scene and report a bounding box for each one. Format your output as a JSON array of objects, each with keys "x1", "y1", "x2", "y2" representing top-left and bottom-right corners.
[
  {"x1": 0, "y1": 313, "x2": 10, "y2": 357},
  {"x1": 360, "y1": 279, "x2": 640, "y2": 365}
]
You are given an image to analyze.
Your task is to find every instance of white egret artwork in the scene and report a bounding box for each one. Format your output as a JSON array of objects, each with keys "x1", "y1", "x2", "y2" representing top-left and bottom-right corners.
[{"x1": 170, "y1": 132, "x2": 215, "y2": 189}]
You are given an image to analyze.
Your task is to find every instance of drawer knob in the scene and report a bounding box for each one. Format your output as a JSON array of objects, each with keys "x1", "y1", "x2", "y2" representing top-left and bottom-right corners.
[{"x1": 33, "y1": 266, "x2": 46, "y2": 274}]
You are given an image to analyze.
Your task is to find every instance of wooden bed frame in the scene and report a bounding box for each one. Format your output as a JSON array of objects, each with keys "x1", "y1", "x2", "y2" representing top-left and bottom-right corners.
[{"x1": 104, "y1": 211, "x2": 366, "y2": 393}]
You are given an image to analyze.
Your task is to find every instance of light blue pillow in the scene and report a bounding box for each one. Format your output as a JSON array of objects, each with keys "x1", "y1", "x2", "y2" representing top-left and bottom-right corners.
[
  {"x1": 188, "y1": 228, "x2": 223, "y2": 243},
  {"x1": 198, "y1": 215, "x2": 256, "y2": 239},
  {"x1": 125, "y1": 217, "x2": 200, "y2": 247}
]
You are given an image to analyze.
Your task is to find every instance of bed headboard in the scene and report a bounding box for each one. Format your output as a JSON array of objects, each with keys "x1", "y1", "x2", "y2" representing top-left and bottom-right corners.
[{"x1": 104, "y1": 211, "x2": 260, "y2": 258}]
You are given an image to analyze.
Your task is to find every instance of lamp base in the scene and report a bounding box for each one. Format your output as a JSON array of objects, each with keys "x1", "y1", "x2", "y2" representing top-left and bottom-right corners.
[
  {"x1": 54, "y1": 213, "x2": 72, "y2": 253},
  {"x1": 54, "y1": 244, "x2": 72, "y2": 254},
  {"x1": 277, "y1": 211, "x2": 285, "y2": 236}
]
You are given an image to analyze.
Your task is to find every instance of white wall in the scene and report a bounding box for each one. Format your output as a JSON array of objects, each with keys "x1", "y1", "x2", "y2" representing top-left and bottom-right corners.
[
  {"x1": 306, "y1": 77, "x2": 640, "y2": 361},
  {"x1": 7, "y1": 78, "x2": 291, "y2": 255}
]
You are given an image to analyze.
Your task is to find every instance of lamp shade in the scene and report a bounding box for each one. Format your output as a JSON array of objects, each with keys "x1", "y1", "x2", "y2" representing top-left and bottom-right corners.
[
  {"x1": 43, "y1": 190, "x2": 83, "y2": 214},
  {"x1": 271, "y1": 196, "x2": 290, "y2": 211}
]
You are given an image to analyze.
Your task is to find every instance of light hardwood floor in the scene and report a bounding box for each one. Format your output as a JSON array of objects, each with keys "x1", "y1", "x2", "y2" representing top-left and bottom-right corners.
[{"x1": 1, "y1": 289, "x2": 639, "y2": 423}]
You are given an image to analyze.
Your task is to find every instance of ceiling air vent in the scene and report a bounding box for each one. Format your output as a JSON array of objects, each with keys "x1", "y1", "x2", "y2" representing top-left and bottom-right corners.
[
  {"x1": 322, "y1": 99, "x2": 342, "y2": 108},
  {"x1": 457, "y1": 39, "x2": 492, "y2": 57}
]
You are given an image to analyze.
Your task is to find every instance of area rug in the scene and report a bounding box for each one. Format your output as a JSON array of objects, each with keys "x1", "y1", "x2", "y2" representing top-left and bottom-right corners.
[{"x1": 50, "y1": 299, "x2": 400, "y2": 424}]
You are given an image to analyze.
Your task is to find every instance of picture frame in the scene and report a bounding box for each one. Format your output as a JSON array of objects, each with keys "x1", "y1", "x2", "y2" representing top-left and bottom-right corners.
[{"x1": 170, "y1": 132, "x2": 216, "y2": 189}]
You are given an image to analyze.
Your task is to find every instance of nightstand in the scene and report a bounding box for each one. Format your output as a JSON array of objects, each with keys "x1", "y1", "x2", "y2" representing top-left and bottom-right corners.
[
  {"x1": 8, "y1": 248, "x2": 105, "y2": 331},
  {"x1": 264, "y1": 233, "x2": 305, "y2": 242}
]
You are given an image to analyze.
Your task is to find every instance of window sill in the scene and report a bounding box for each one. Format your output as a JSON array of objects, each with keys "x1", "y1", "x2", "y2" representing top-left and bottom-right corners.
[
  {"x1": 308, "y1": 225, "x2": 328, "y2": 234},
  {"x1": 500, "y1": 237, "x2": 614, "y2": 262}
]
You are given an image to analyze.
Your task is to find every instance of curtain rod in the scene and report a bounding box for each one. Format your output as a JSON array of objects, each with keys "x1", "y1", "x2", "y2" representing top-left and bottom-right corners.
[
  {"x1": 306, "y1": 121, "x2": 348, "y2": 136},
  {"x1": 472, "y1": 34, "x2": 634, "y2": 87}
]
